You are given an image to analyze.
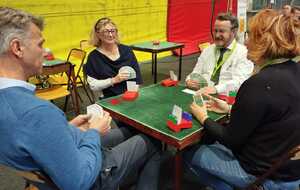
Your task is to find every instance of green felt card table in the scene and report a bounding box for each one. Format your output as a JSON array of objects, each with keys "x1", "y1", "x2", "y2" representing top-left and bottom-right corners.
[
  {"x1": 98, "y1": 84, "x2": 225, "y2": 190},
  {"x1": 131, "y1": 41, "x2": 184, "y2": 84}
]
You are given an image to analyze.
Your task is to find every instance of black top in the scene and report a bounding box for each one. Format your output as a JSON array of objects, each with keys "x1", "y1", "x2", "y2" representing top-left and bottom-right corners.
[
  {"x1": 204, "y1": 59, "x2": 300, "y2": 181},
  {"x1": 84, "y1": 44, "x2": 143, "y2": 98}
]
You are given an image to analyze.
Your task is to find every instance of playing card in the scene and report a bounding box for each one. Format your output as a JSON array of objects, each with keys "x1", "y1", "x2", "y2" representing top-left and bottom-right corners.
[
  {"x1": 119, "y1": 66, "x2": 136, "y2": 79},
  {"x1": 182, "y1": 88, "x2": 196, "y2": 95},
  {"x1": 193, "y1": 94, "x2": 204, "y2": 106},
  {"x1": 172, "y1": 105, "x2": 182, "y2": 124},
  {"x1": 126, "y1": 81, "x2": 139, "y2": 92},
  {"x1": 190, "y1": 73, "x2": 208, "y2": 88},
  {"x1": 87, "y1": 104, "x2": 103, "y2": 122},
  {"x1": 170, "y1": 70, "x2": 178, "y2": 81}
]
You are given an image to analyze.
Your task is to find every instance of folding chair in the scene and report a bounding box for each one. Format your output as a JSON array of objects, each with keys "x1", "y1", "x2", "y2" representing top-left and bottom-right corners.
[
  {"x1": 238, "y1": 145, "x2": 300, "y2": 190},
  {"x1": 68, "y1": 48, "x2": 94, "y2": 104},
  {"x1": 18, "y1": 170, "x2": 60, "y2": 190},
  {"x1": 1, "y1": 165, "x2": 59, "y2": 190},
  {"x1": 82, "y1": 64, "x2": 96, "y2": 103},
  {"x1": 50, "y1": 48, "x2": 93, "y2": 104},
  {"x1": 36, "y1": 63, "x2": 74, "y2": 113},
  {"x1": 79, "y1": 40, "x2": 90, "y2": 50}
]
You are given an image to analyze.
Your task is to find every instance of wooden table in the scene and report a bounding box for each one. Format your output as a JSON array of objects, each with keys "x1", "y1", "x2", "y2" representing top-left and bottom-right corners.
[
  {"x1": 131, "y1": 41, "x2": 184, "y2": 83},
  {"x1": 97, "y1": 84, "x2": 224, "y2": 190},
  {"x1": 41, "y1": 59, "x2": 80, "y2": 114}
]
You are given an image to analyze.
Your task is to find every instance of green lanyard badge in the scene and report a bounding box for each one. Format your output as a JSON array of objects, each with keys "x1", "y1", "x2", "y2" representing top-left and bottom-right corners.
[{"x1": 211, "y1": 40, "x2": 237, "y2": 79}]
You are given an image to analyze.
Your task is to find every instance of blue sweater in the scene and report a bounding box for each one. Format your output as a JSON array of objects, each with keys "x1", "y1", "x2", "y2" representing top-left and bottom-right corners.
[{"x1": 0, "y1": 86, "x2": 102, "y2": 190}]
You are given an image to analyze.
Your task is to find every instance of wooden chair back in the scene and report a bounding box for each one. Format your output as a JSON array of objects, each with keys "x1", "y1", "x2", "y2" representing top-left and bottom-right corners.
[
  {"x1": 242, "y1": 145, "x2": 300, "y2": 190},
  {"x1": 66, "y1": 48, "x2": 86, "y2": 81}
]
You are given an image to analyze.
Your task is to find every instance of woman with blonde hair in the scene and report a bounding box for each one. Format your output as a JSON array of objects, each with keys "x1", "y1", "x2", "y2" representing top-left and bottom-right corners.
[
  {"x1": 83, "y1": 18, "x2": 161, "y2": 190},
  {"x1": 84, "y1": 17, "x2": 142, "y2": 99},
  {"x1": 183, "y1": 9, "x2": 300, "y2": 190},
  {"x1": 84, "y1": 20, "x2": 134, "y2": 143},
  {"x1": 84, "y1": 18, "x2": 143, "y2": 146}
]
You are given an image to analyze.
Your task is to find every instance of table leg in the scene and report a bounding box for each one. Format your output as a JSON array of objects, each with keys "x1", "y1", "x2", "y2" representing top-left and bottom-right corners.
[
  {"x1": 154, "y1": 53, "x2": 158, "y2": 84},
  {"x1": 152, "y1": 53, "x2": 154, "y2": 75},
  {"x1": 178, "y1": 48, "x2": 183, "y2": 81},
  {"x1": 174, "y1": 150, "x2": 182, "y2": 190}
]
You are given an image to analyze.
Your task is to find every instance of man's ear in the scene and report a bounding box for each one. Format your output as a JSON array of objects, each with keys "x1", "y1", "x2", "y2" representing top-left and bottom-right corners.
[{"x1": 10, "y1": 38, "x2": 24, "y2": 58}]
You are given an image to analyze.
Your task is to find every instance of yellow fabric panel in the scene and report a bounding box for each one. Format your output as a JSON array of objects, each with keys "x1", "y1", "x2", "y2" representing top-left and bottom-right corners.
[{"x1": 1, "y1": 0, "x2": 170, "y2": 63}]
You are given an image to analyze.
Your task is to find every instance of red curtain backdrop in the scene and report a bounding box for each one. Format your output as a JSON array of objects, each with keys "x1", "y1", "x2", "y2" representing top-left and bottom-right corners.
[{"x1": 167, "y1": 0, "x2": 237, "y2": 56}]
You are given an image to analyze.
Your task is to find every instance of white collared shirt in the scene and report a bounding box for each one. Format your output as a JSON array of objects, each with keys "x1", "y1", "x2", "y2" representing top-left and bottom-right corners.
[
  {"x1": 186, "y1": 40, "x2": 254, "y2": 93},
  {"x1": 0, "y1": 77, "x2": 36, "y2": 91}
]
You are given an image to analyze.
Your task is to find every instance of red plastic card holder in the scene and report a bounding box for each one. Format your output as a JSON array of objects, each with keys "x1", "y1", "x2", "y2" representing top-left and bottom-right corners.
[
  {"x1": 161, "y1": 78, "x2": 178, "y2": 87},
  {"x1": 167, "y1": 118, "x2": 192, "y2": 133},
  {"x1": 218, "y1": 94, "x2": 236, "y2": 105},
  {"x1": 122, "y1": 91, "x2": 139, "y2": 101}
]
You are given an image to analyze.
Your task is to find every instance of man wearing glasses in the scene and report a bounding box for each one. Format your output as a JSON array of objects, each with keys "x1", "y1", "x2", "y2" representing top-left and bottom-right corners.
[{"x1": 186, "y1": 13, "x2": 253, "y2": 95}]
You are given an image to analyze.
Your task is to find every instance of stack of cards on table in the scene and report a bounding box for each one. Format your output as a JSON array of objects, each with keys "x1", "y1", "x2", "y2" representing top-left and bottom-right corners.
[
  {"x1": 87, "y1": 104, "x2": 104, "y2": 122},
  {"x1": 166, "y1": 105, "x2": 192, "y2": 132},
  {"x1": 122, "y1": 81, "x2": 139, "y2": 101},
  {"x1": 161, "y1": 70, "x2": 179, "y2": 86},
  {"x1": 190, "y1": 73, "x2": 209, "y2": 88},
  {"x1": 119, "y1": 66, "x2": 136, "y2": 79}
]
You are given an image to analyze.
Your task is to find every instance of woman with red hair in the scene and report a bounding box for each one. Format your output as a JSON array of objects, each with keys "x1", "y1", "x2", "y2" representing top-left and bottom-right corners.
[{"x1": 184, "y1": 9, "x2": 300, "y2": 190}]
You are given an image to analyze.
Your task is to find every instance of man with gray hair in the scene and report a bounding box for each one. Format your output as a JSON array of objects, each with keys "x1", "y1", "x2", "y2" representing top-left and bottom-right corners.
[
  {"x1": 0, "y1": 7, "x2": 161, "y2": 190},
  {"x1": 185, "y1": 13, "x2": 253, "y2": 95}
]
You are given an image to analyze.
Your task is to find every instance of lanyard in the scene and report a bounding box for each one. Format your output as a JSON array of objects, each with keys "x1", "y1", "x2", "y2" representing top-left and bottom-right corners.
[
  {"x1": 211, "y1": 40, "x2": 237, "y2": 78},
  {"x1": 260, "y1": 55, "x2": 300, "y2": 70}
]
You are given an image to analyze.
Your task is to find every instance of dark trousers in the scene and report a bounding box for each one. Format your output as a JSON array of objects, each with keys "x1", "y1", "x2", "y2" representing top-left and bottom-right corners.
[{"x1": 93, "y1": 127, "x2": 162, "y2": 190}]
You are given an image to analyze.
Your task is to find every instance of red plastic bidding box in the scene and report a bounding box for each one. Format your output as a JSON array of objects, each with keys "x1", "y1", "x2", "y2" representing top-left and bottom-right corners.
[
  {"x1": 161, "y1": 78, "x2": 179, "y2": 87},
  {"x1": 167, "y1": 118, "x2": 192, "y2": 133},
  {"x1": 110, "y1": 98, "x2": 121, "y2": 105},
  {"x1": 122, "y1": 91, "x2": 139, "y2": 101},
  {"x1": 44, "y1": 53, "x2": 55, "y2": 60},
  {"x1": 218, "y1": 94, "x2": 236, "y2": 105},
  {"x1": 152, "y1": 40, "x2": 160, "y2": 45}
]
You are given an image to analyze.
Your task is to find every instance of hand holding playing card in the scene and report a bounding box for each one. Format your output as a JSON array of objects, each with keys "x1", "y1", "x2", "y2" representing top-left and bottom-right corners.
[
  {"x1": 199, "y1": 86, "x2": 217, "y2": 94},
  {"x1": 186, "y1": 79, "x2": 200, "y2": 90},
  {"x1": 187, "y1": 73, "x2": 208, "y2": 90},
  {"x1": 119, "y1": 66, "x2": 136, "y2": 80},
  {"x1": 89, "y1": 111, "x2": 112, "y2": 135},
  {"x1": 69, "y1": 114, "x2": 91, "y2": 131},
  {"x1": 203, "y1": 94, "x2": 230, "y2": 114},
  {"x1": 190, "y1": 102, "x2": 208, "y2": 124},
  {"x1": 112, "y1": 72, "x2": 130, "y2": 84},
  {"x1": 87, "y1": 104, "x2": 104, "y2": 122},
  {"x1": 193, "y1": 93, "x2": 204, "y2": 106}
]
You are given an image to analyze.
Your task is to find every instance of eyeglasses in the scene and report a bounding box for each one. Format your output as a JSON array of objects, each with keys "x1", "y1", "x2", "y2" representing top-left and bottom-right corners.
[
  {"x1": 213, "y1": 28, "x2": 232, "y2": 34},
  {"x1": 99, "y1": 29, "x2": 118, "y2": 35}
]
